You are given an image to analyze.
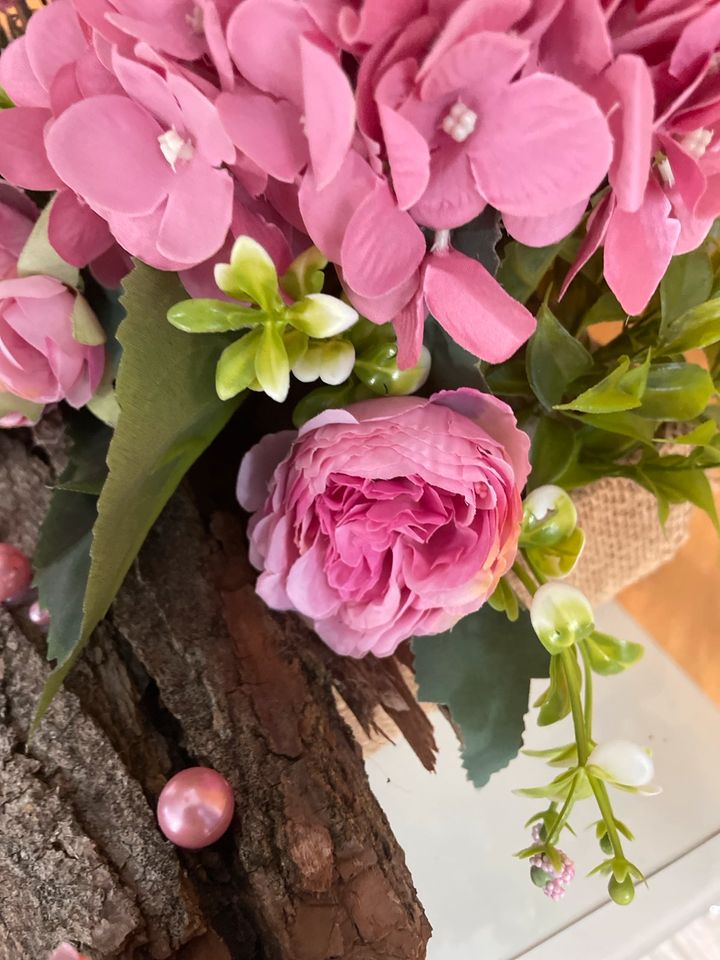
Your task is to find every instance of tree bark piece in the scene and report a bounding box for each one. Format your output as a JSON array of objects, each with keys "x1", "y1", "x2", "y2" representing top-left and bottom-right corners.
[{"x1": 0, "y1": 428, "x2": 431, "y2": 959}]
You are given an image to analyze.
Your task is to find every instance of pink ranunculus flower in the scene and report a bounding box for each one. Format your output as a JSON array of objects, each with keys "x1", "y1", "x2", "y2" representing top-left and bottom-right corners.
[
  {"x1": 237, "y1": 388, "x2": 530, "y2": 657},
  {"x1": 0, "y1": 276, "x2": 104, "y2": 410}
]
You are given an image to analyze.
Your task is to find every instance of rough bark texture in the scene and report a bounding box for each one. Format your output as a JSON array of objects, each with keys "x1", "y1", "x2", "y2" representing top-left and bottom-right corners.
[{"x1": 0, "y1": 427, "x2": 431, "y2": 960}]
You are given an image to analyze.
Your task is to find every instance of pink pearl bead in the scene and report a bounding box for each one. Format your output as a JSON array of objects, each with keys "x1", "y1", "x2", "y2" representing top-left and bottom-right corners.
[
  {"x1": 157, "y1": 767, "x2": 234, "y2": 849},
  {"x1": 29, "y1": 600, "x2": 51, "y2": 626},
  {"x1": 0, "y1": 543, "x2": 32, "y2": 603}
]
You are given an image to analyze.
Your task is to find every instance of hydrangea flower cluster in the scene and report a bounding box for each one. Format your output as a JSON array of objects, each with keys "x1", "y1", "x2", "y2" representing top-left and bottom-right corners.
[{"x1": 2, "y1": 0, "x2": 719, "y2": 373}]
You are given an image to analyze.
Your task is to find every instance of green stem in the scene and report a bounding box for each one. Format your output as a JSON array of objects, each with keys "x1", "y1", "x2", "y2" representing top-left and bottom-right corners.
[
  {"x1": 545, "y1": 775, "x2": 577, "y2": 847},
  {"x1": 561, "y1": 648, "x2": 589, "y2": 765},
  {"x1": 523, "y1": 549, "x2": 548, "y2": 586},
  {"x1": 589, "y1": 775, "x2": 626, "y2": 860},
  {"x1": 578, "y1": 641, "x2": 594, "y2": 741},
  {"x1": 512, "y1": 559, "x2": 537, "y2": 598}
]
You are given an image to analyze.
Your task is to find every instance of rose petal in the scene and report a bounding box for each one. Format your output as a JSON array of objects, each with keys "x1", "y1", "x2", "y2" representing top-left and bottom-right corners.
[{"x1": 237, "y1": 430, "x2": 297, "y2": 512}]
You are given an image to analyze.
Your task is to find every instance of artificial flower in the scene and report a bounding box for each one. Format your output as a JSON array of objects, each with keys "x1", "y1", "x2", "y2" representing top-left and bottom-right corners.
[
  {"x1": 0, "y1": 275, "x2": 105, "y2": 412},
  {"x1": 237, "y1": 387, "x2": 529, "y2": 657}
]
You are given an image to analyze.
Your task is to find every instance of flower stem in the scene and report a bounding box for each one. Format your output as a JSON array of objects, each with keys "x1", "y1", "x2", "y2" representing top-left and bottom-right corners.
[
  {"x1": 589, "y1": 775, "x2": 626, "y2": 860},
  {"x1": 561, "y1": 648, "x2": 590, "y2": 766},
  {"x1": 578, "y1": 641, "x2": 594, "y2": 741},
  {"x1": 546, "y1": 774, "x2": 577, "y2": 847},
  {"x1": 512, "y1": 559, "x2": 537, "y2": 598}
]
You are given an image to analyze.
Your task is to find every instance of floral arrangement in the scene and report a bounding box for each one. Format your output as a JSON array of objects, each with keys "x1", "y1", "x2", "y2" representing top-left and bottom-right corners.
[{"x1": 1, "y1": 0, "x2": 720, "y2": 940}]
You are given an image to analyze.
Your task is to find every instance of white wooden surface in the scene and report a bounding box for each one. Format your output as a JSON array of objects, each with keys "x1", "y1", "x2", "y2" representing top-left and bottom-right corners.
[{"x1": 367, "y1": 604, "x2": 720, "y2": 960}]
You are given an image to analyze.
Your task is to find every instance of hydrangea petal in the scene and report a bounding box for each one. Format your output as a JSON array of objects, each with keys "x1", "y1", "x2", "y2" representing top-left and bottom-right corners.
[
  {"x1": 48, "y1": 189, "x2": 114, "y2": 267},
  {"x1": 503, "y1": 200, "x2": 587, "y2": 246},
  {"x1": 341, "y1": 183, "x2": 426, "y2": 298},
  {"x1": 604, "y1": 177, "x2": 681, "y2": 316},
  {"x1": 157, "y1": 162, "x2": 233, "y2": 265},
  {"x1": 424, "y1": 249, "x2": 536, "y2": 363},
  {"x1": 46, "y1": 95, "x2": 172, "y2": 215},
  {"x1": 0, "y1": 107, "x2": 63, "y2": 191},
  {"x1": 301, "y1": 37, "x2": 356, "y2": 190},
  {"x1": 470, "y1": 73, "x2": 612, "y2": 217},
  {"x1": 379, "y1": 105, "x2": 430, "y2": 210},
  {"x1": 217, "y1": 89, "x2": 307, "y2": 183},
  {"x1": 0, "y1": 36, "x2": 47, "y2": 108}
]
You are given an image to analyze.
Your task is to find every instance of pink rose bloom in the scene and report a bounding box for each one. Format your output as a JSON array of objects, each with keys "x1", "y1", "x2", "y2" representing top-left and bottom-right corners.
[
  {"x1": 237, "y1": 388, "x2": 530, "y2": 657},
  {"x1": 0, "y1": 184, "x2": 36, "y2": 280},
  {"x1": 0, "y1": 276, "x2": 104, "y2": 410}
]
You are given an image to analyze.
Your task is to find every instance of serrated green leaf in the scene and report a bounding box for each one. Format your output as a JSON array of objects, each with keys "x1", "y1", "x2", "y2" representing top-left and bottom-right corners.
[
  {"x1": 660, "y1": 249, "x2": 714, "y2": 338},
  {"x1": 636, "y1": 362, "x2": 714, "y2": 421},
  {"x1": 17, "y1": 195, "x2": 80, "y2": 288},
  {"x1": 168, "y1": 298, "x2": 263, "y2": 333},
  {"x1": 216, "y1": 327, "x2": 263, "y2": 400},
  {"x1": 56, "y1": 410, "x2": 112, "y2": 496},
  {"x1": 413, "y1": 606, "x2": 549, "y2": 788},
  {"x1": 34, "y1": 264, "x2": 242, "y2": 728},
  {"x1": 526, "y1": 303, "x2": 593, "y2": 409}
]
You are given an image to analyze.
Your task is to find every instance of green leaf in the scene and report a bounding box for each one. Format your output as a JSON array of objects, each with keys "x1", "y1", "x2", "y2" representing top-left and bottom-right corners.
[
  {"x1": 534, "y1": 653, "x2": 573, "y2": 726},
  {"x1": 34, "y1": 413, "x2": 111, "y2": 665},
  {"x1": 488, "y1": 577, "x2": 519, "y2": 621},
  {"x1": 216, "y1": 327, "x2": 263, "y2": 400},
  {"x1": 526, "y1": 303, "x2": 593, "y2": 409},
  {"x1": 71, "y1": 294, "x2": 106, "y2": 346},
  {"x1": 16, "y1": 195, "x2": 80, "y2": 288},
  {"x1": 498, "y1": 241, "x2": 561, "y2": 304},
  {"x1": 34, "y1": 264, "x2": 243, "y2": 728},
  {"x1": 255, "y1": 323, "x2": 290, "y2": 402},
  {"x1": 285, "y1": 293, "x2": 358, "y2": 338},
  {"x1": 425, "y1": 316, "x2": 490, "y2": 392},
  {"x1": 660, "y1": 249, "x2": 714, "y2": 337},
  {"x1": 529, "y1": 417, "x2": 580, "y2": 489},
  {"x1": 582, "y1": 631, "x2": 644, "y2": 676},
  {"x1": 214, "y1": 235, "x2": 282, "y2": 311},
  {"x1": 556, "y1": 354, "x2": 650, "y2": 414},
  {"x1": 451, "y1": 208, "x2": 501, "y2": 276},
  {"x1": 0, "y1": 391, "x2": 44, "y2": 422},
  {"x1": 580, "y1": 290, "x2": 626, "y2": 330},
  {"x1": 0, "y1": 86, "x2": 13, "y2": 109},
  {"x1": 638, "y1": 462, "x2": 720, "y2": 531},
  {"x1": 168, "y1": 298, "x2": 263, "y2": 333},
  {"x1": 575, "y1": 411, "x2": 656, "y2": 444},
  {"x1": 659, "y1": 297, "x2": 720, "y2": 354},
  {"x1": 280, "y1": 245, "x2": 327, "y2": 300},
  {"x1": 413, "y1": 606, "x2": 550, "y2": 788},
  {"x1": 56, "y1": 410, "x2": 113, "y2": 496},
  {"x1": 636, "y1": 362, "x2": 715, "y2": 421}
]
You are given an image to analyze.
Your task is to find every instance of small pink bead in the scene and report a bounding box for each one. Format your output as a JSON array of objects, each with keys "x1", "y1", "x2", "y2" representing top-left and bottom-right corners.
[
  {"x1": 157, "y1": 767, "x2": 234, "y2": 849},
  {"x1": 0, "y1": 543, "x2": 32, "y2": 603},
  {"x1": 29, "y1": 600, "x2": 51, "y2": 626},
  {"x1": 48, "y1": 944, "x2": 86, "y2": 960}
]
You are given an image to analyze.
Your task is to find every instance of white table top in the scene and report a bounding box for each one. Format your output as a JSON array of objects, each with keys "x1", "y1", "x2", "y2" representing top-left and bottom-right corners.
[{"x1": 366, "y1": 604, "x2": 720, "y2": 960}]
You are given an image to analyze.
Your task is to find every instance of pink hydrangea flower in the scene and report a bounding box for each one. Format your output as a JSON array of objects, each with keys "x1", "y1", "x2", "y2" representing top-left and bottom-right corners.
[
  {"x1": 559, "y1": 1, "x2": 720, "y2": 314},
  {"x1": 238, "y1": 388, "x2": 529, "y2": 657},
  {"x1": 0, "y1": 275, "x2": 104, "y2": 411},
  {"x1": 354, "y1": 2, "x2": 612, "y2": 233},
  {"x1": 0, "y1": 184, "x2": 36, "y2": 280}
]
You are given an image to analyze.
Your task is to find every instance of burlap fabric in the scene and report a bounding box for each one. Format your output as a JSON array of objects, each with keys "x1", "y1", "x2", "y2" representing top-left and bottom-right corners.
[{"x1": 341, "y1": 476, "x2": 692, "y2": 756}]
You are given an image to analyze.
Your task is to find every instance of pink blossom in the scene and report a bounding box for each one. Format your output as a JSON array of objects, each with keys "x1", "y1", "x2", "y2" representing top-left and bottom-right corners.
[
  {"x1": 238, "y1": 388, "x2": 529, "y2": 657},
  {"x1": 0, "y1": 184, "x2": 36, "y2": 280},
  {"x1": 48, "y1": 944, "x2": 90, "y2": 960},
  {"x1": 44, "y1": 51, "x2": 235, "y2": 270},
  {"x1": 218, "y1": 0, "x2": 356, "y2": 190},
  {"x1": 0, "y1": 275, "x2": 104, "y2": 410},
  {"x1": 560, "y1": 1, "x2": 720, "y2": 314},
  {"x1": 354, "y1": 3, "x2": 612, "y2": 232}
]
